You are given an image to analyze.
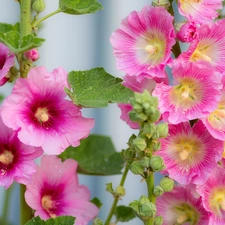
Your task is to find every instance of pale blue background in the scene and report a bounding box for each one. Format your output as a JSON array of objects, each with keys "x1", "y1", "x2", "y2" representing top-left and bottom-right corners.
[{"x1": 0, "y1": 1, "x2": 168, "y2": 225}]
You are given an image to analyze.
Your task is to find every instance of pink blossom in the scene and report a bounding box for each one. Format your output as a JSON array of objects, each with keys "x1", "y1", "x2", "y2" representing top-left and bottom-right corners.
[
  {"x1": 1, "y1": 66, "x2": 94, "y2": 155},
  {"x1": 110, "y1": 6, "x2": 175, "y2": 77},
  {"x1": 24, "y1": 48, "x2": 39, "y2": 61},
  {"x1": 25, "y1": 155, "x2": 99, "y2": 225},
  {"x1": 178, "y1": 0, "x2": 222, "y2": 24},
  {"x1": 0, "y1": 116, "x2": 42, "y2": 188},
  {"x1": 156, "y1": 185, "x2": 209, "y2": 225},
  {"x1": 153, "y1": 62, "x2": 222, "y2": 124},
  {"x1": 197, "y1": 166, "x2": 225, "y2": 224},
  {"x1": 177, "y1": 19, "x2": 225, "y2": 73},
  {"x1": 0, "y1": 43, "x2": 15, "y2": 85},
  {"x1": 176, "y1": 21, "x2": 198, "y2": 43},
  {"x1": 157, "y1": 121, "x2": 223, "y2": 185}
]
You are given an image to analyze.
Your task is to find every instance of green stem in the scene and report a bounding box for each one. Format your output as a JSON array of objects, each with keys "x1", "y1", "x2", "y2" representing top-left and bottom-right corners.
[
  {"x1": 32, "y1": 9, "x2": 61, "y2": 28},
  {"x1": 20, "y1": 0, "x2": 32, "y2": 37},
  {"x1": 20, "y1": 184, "x2": 33, "y2": 225},
  {"x1": 2, "y1": 184, "x2": 14, "y2": 224},
  {"x1": 104, "y1": 165, "x2": 129, "y2": 225}
]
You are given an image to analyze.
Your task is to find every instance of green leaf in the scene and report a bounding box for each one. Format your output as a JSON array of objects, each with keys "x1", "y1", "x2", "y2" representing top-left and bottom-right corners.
[
  {"x1": 91, "y1": 197, "x2": 103, "y2": 208},
  {"x1": 114, "y1": 205, "x2": 136, "y2": 222},
  {"x1": 59, "y1": 0, "x2": 103, "y2": 15},
  {"x1": 0, "y1": 22, "x2": 20, "y2": 33},
  {"x1": 59, "y1": 134, "x2": 124, "y2": 175},
  {"x1": 106, "y1": 182, "x2": 114, "y2": 194},
  {"x1": 25, "y1": 216, "x2": 75, "y2": 225},
  {"x1": 20, "y1": 34, "x2": 45, "y2": 52},
  {"x1": 67, "y1": 68, "x2": 134, "y2": 108},
  {"x1": 0, "y1": 94, "x2": 4, "y2": 103},
  {"x1": 0, "y1": 31, "x2": 20, "y2": 51}
]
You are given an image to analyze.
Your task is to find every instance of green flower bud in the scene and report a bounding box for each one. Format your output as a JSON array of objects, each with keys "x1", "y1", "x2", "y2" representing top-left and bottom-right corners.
[
  {"x1": 121, "y1": 148, "x2": 134, "y2": 161},
  {"x1": 139, "y1": 195, "x2": 150, "y2": 205},
  {"x1": 149, "y1": 109, "x2": 161, "y2": 123},
  {"x1": 132, "y1": 137, "x2": 147, "y2": 151},
  {"x1": 143, "y1": 124, "x2": 156, "y2": 138},
  {"x1": 130, "y1": 161, "x2": 144, "y2": 175},
  {"x1": 153, "y1": 185, "x2": 164, "y2": 196},
  {"x1": 152, "y1": 0, "x2": 170, "y2": 9},
  {"x1": 156, "y1": 123, "x2": 168, "y2": 138},
  {"x1": 129, "y1": 110, "x2": 139, "y2": 122},
  {"x1": 137, "y1": 112, "x2": 148, "y2": 121},
  {"x1": 140, "y1": 202, "x2": 156, "y2": 219},
  {"x1": 140, "y1": 157, "x2": 151, "y2": 168},
  {"x1": 93, "y1": 217, "x2": 103, "y2": 225},
  {"x1": 154, "y1": 216, "x2": 164, "y2": 225},
  {"x1": 149, "y1": 155, "x2": 165, "y2": 172},
  {"x1": 150, "y1": 140, "x2": 161, "y2": 152},
  {"x1": 159, "y1": 177, "x2": 175, "y2": 192},
  {"x1": 32, "y1": 0, "x2": 45, "y2": 13},
  {"x1": 133, "y1": 103, "x2": 143, "y2": 113},
  {"x1": 115, "y1": 185, "x2": 126, "y2": 197}
]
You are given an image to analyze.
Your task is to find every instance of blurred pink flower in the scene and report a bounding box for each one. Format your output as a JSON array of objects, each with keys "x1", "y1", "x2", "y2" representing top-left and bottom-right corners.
[
  {"x1": 110, "y1": 5, "x2": 175, "y2": 77},
  {"x1": 0, "y1": 116, "x2": 42, "y2": 188},
  {"x1": 25, "y1": 155, "x2": 99, "y2": 225},
  {"x1": 1, "y1": 66, "x2": 94, "y2": 155},
  {"x1": 157, "y1": 121, "x2": 223, "y2": 185}
]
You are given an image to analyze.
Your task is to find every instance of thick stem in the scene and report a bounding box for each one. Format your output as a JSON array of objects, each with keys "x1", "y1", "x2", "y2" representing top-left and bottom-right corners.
[
  {"x1": 104, "y1": 165, "x2": 129, "y2": 225},
  {"x1": 20, "y1": 184, "x2": 33, "y2": 225},
  {"x1": 2, "y1": 185, "x2": 13, "y2": 224},
  {"x1": 20, "y1": 0, "x2": 32, "y2": 37}
]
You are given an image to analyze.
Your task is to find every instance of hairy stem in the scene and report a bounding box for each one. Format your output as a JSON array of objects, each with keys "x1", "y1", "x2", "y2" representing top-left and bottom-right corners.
[{"x1": 104, "y1": 165, "x2": 129, "y2": 225}]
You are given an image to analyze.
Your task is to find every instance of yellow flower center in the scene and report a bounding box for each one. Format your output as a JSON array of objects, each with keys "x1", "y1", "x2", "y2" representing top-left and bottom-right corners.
[
  {"x1": 41, "y1": 195, "x2": 56, "y2": 218},
  {"x1": 0, "y1": 150, "x2": 14, "y2": 165},
  {"x1": 209, "y1": 188, "x2": 225, "y2": 216},
  {"x1": 191, "y1": 50, "x2": 212, "y2": 63},
  {"x1": 35, "y1": 107, "x2": 49, "y2": 123},
  {"x1": 180, "y1": 0, "x2": 201, "y2": 3}
]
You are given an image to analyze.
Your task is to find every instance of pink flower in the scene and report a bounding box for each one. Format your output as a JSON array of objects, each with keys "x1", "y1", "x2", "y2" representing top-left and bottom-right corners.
[
  {"x1": 118, "y1": 73, "x2": 168, "y2": 129},
  {"x1": 24, "y1": 48, "x2": 39, "y2": 61},
  {"x1": 156, "y1": 185, "x2": 209, "y2": 225},
  {"x1": 178, "y1": 0, "x2": 222, "y2": 23},
  {"x1": 177, "y1": 19, "x2": 225, "y2": 73},
  {"x1": 25, "y1": 155, "x2": 99, "y2": 225},
  {"x1": 202, "y1": 76, "x2": 225, "y2": 141},
  {"x1": 0, "y1": 116, "x2": 42, "y2": 188},
  {"x1": 176, "y1": 21, "x2": 198, "y2": 43},
  {"x1": 153, "y1": 62, "x2": 222, "y2": 124},
  {"x1": 1, "y1": 66, "x2": 94, "y2": 155},
  {"x1": 0, "y1": 43, "x2": 15, "y2": 85},
  {"x1": 197, "y1": 166, "x2": 225, "y2": 225},
  {"x1": 157, "y1": 121, "x2": 223, "y2": 185},
  {"x1": 110, "y1": 6, "x2": 175, "y2": 77}
]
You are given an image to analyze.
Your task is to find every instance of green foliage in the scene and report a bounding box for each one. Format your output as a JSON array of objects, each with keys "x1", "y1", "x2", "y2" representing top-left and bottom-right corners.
[
  {"x1": 0, "y1": 22, "x2": 20, "y2": 33},
  {"x1": 91, "y1": 197, "x2": 103, "y2": 208},
  {"x1": 0, "y1": 218, "x2": 13, "y2": 225},
  {"x1": 25, "y1": 216, "x2": 75, "y2": 225},
  {"x1": 114, "y1": 205, "x2": 136, "y2": 222},
  {"x1": 67, "y1": 68, "x2": 134, "y2": 108},
  {"x1": 59, "y1": 134, "x2": 124, "y2": 175},
  {"x1": 59, "y1": 0, "x2": 103, "y2": 15},
  {"x1": 0, "y1": 94, "x2": 4, "y2": 103}
]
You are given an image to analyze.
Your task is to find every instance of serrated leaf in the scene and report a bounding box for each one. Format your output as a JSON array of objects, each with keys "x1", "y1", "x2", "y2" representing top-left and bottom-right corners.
[
  {"x1": 0, "y1": 31, "x2": 20, "y2": 51},
  {"x1": 68, "y1": 68, "x2": 134, "y2": 108},
  {"x1": 59, "y1": 134, "x2": 124, "y2": 175},
  {"x1": 59, "y1": 0, "x2": 103, "y2": 15},
  {"x1": 91, "y1": 197, "x2": 103, "y2": 208},
  {"x1": 0, "y1": 22, "x2": 20, "y2": 33},
  {"x1": 20, "y1": 34, "x2": 45, "y2": 52},
  {"x1": 114, "y1": 206, "x2": 136, "y2": 222},
  {"x1": 25, "y1": 216, "x2": 75, "y2": 225}
]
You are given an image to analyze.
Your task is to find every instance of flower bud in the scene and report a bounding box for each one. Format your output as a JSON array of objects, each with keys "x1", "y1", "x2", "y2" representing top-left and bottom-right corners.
[
  {"x1": 93, "y1": 218, "x2": 103, "y2": 225},
  {"x1": 140, "y1": 157, "x2": 151, "y2": 168},
  {"x1": 115, "y1": 185, "x2": 126, "y2": 197},
  {"x1": 24, "y1": 48, "x2": 39, "y2": 62},
  {"x1": 156, "y1": 123, "x2": 168, "y2": 138},
  {"x1": 121, "y1": 148, "x2": 134, "y2": 161},
  {"x1": 152, "y1": 0, "x2": 170, "y2": 9},
  {"x1": 32, "y1": 0, "x2": 45, "y2": 13},
  {"x1": 130, "y1": 161, "x2": 144, "y2": 175},
  {"x1": 159, "y1": 177, "x2": 174, "y2": 192},
  {"x1": 150, "y1": 140, "x2": 161, "y2": 152},
  {"x1": 154, "y1": 216, "x2": 164, "y2": 225},
  {"x1": 149, "y1": 155, "x2": 165, "y2": 171},
  {"x1": 132, "y1": 137, "x2": 147, "y2": 151},
  {"x1": 153, "y1": 185, "x2": 164, "y2": 196},
  {"x1": 139, "y1": 195, "x2": 149, "y2": 205},
  {"x1": 140, "y1": 202, "x2": 156, "y2": 219}
]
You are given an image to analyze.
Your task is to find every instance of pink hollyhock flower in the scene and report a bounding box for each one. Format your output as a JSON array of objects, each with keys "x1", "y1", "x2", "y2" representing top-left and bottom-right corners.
[
  {"x1": 153, "y1": 62, "x2": 222, "y2": 124},
  {"x1": 157, "y1": 121, "x2": 223, "y2": 185},
  {"x1": 176, "y1": 21, "x2": 198, "y2": 43},
  {"x1": 177, "y1": 19, "x2": 225, "y2": 73},
  {"x1": 24, "y1": 48, "x2": 39, "y2": 61},
  {"x1": 156, "y1": 185, "x2": 209, "y2": 225},
  {"x1": 178, "y1": 0, "x2": 222, "y2": 24},
  {"x1": 118, "y1": 73, "x2": 168, "y2": 129},
  {"x1": 1, "y1": 66, "x2": 94, "y2": 155},
  {"x1": 110, "y1": 6, "x2": 175, "y2": 77},
  {"x1": 202, "y1": 76, "x2": 225, "y2": 141},
  {"x1": 0, "y1": 116, "x2": 42, "y2": 188},
  {"x1": 25, "y1": 155, "x2": 99, "y2": 225},
  {"x1": 197, "y1": 166, "x2": 225, "y2": 225},
  {"x1": 0, "y1": 42, "x2": 15, "y2": 86}
]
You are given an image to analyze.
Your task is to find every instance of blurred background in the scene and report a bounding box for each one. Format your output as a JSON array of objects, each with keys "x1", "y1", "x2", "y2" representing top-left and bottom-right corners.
[{"x1": 0, "y1": 1, "x2": 169, "y2": 224}]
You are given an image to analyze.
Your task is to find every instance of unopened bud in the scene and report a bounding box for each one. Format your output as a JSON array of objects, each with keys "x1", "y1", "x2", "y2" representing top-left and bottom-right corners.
[
  {"x1": 149, "y1": 155, "x2": 165, "y2": 172},
  {"x1": 115, "y1": 185, "x2": 126, "y2": 197},
  {"x1": 159, "y1": 177, "x2": 174, "y2": 192},
  {"x1": 154, "y1": 216, "x2": 164, "y2": 225},
  {"x1": 140, "y1": 202, "x2": 156, "y2": 219},
  {"x1": 32, "y1": 0, "x2": 45, "y2": 13},
  {"x1": 132, "y1": 137, "x2": 147, "y2": 151},
  {"x1": 93, "y1": 218, "x2": 103, "y2": 225},
  {"x1": 24, "y1": 48, "x2": 39, "y2": 62},
  {"x1": 153, "y1": 185, "x2": 164, "y2": 196},
  {"x1": 152, "y1": 0, "x2": 170, "y2": 9},
  {"x1": 121, "y1": 148, "x2": 134, "y2": 161},
  {"x1": 130, "y1": 161, "x2": 144, "y2": 175},
  {"x1": 156, "y1": 123, "x2": 168, "y2": 138},
  {"x1": 140, "y1": 157, "x2": 151, "y2": 168}
]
